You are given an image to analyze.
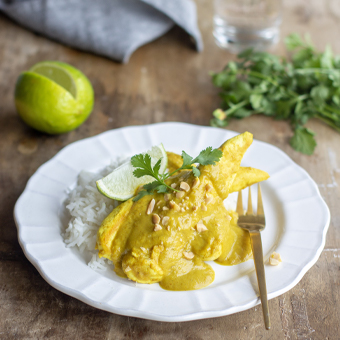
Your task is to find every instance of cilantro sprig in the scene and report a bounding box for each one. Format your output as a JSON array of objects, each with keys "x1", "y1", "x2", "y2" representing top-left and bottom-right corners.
[
  {"x1": 131, "y1": 147, "x2": 222, "y2": 201},
  {"x1": 211, "y1": 33, "x2": 340, "y2": 155}
]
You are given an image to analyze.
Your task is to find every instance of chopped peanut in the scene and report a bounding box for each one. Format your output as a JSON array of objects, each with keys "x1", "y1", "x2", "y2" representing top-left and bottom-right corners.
[
  {"x1": 196, "y1": 221, "x2": 208, "y2": 232},
  {"x1": 154, "y1": 224, "x2": 162, "y2": 231},
  {"x1": 146, "y1": 199, "x2": 155, "y2": 215},
  {"x1": 183, "y1": 251, "x2": 195, "y2": 260},
  {"x1": 152, "y1": 214, "x2": 160, "y2": 224},
  {"x1": 169, "y1": 200, "x2": 180, "y2": 211},
  {"x1": 162, "y1": 216, "x2": 170, "y2": 226},
  {"x1": 164, "y1": 193, "x2": 172, "y2": 201},
  {"x1": 205, "y1": 194, "x2": 213, "y2": 205},
  {"x1": 269, "y1": 258, "x2": 280, "y2": 266},
  {"x1": 269, "y1": 252, "x2": 282, "y2": 266},
  {"x1": 180, "y1": 182, "x2": 190, "y2": 192},
  {"x1": 176, "y1": 191, "x2": 185, "y2": 199}
]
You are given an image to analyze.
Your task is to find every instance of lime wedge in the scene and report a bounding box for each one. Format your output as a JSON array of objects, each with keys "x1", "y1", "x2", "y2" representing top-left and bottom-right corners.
[
  {"x1": 30, "y1": 62, "x2": 77, "y2": 99},
  {"x1": 96, "y1": 144, "x2": 168, "y2": 201}
]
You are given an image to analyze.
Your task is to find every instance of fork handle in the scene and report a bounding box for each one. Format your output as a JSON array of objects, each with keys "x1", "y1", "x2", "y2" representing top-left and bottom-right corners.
[{"x1": 249, "y1": 231, "x2": 271, "y2": 330}]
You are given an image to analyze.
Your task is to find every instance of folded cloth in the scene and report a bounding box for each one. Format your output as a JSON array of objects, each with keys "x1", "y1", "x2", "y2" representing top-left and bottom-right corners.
[{"x1": 0, "y1": 0, "x2": 203, "y2": 63}]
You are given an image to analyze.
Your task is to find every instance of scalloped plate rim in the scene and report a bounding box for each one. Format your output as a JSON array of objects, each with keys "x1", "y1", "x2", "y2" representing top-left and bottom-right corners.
[{"x1": 13, "y1": 122, "x2": 330, "y2": 322}]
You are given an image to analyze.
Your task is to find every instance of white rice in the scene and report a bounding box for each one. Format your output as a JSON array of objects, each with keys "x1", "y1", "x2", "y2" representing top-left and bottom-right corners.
[{"x1": 63, "y1": 158, "x2": 127, "y2": 271}]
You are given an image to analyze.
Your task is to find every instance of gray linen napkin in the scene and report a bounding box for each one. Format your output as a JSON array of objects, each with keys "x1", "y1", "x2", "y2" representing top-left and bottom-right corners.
[{"x1": 0, "y1": 0, "x2": 203, "y2": 63}]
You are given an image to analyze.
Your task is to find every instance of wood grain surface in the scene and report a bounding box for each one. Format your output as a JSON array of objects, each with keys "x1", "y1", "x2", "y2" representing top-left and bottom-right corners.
[{"x1": 1, "y1": 0, "x2": 339, "y2": 339}]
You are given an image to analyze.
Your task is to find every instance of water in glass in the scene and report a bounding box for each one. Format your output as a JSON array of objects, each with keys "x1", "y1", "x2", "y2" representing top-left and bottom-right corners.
[{"x1": 213, "y1": 0, "x2": 283, "y2": 53}]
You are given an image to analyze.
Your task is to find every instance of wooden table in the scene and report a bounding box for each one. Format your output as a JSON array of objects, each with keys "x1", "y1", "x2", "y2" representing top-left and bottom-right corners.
[{"x1": 1, "y1": 0, "x2": 339, "y2": 339}]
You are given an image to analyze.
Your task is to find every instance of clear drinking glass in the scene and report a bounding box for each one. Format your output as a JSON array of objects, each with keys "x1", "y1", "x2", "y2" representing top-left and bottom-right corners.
[{"x1": 213, "y1": 0, "x2": 283, "y2": 53}]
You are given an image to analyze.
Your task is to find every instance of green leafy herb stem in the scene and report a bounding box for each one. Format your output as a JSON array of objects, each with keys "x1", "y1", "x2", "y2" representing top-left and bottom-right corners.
[
  {"x1": 131, "y1": 147, "x2": 222, "y2": 201},
  {"x1": 211, "y1": 33, "x2": 340, "y2": 155}
]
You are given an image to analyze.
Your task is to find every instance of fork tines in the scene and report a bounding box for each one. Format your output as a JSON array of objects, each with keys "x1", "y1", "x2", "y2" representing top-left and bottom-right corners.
[{"x1": 237, "y1": 183, "x2": 264, "y2": 217}]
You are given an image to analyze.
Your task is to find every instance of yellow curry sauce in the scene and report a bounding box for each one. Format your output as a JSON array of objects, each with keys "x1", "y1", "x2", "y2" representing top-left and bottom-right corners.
[{"x1": 96, "y1": 132, "x2": 269, "y2": 291}]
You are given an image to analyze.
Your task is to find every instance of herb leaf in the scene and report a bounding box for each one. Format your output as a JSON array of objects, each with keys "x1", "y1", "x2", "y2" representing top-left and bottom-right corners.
[
  {"x1": 192, "y1": 167, "x2": 200, "y2": 177},
  {"x1": 195, "y1": 147, "x2": 223, "y2": 166},
  {"x1": 290, "y1": 127, "x2": 317, "y2": 155},
  {"x1": 131, "y1": 154, "x2": 157, "y2": 178},
  {"x1": 181, "y1": 151, "x2": 194, "y2": 169},
  {"x1": 210, "y1": 33, "x2": 340, "y2": 155},
  {"x1": 178, "y1": 147, "x2": 222, "y2": 175},
  {"x1": 285, "y1": 33, "x2": 307, "y2": 50},
  {"x1": 133, "y1": 189, "x2": 152, "y2": 201},
  {"x1": 131, "y1": 147, "x2": 222, "y2": 201}
]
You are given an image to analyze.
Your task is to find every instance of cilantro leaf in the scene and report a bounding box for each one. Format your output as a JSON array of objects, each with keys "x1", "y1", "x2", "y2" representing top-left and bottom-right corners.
[
  {"x1": 320, "y1": 45, "x2": 333, "y2": 69},
  {"x1": 290, "y1": 127, "x2": 317, "y2": 155},
  {"x1": 210, "y1": 33, "x2": 340, "y2": 155},
  {"x1": 181, "y1": 151, "x2": 194, "y2": 169},
  {"x1": 131, "y1": 154, "x2": 156, "y2": 178},
  {"x1": 155, "y1": 184, "x2": 168, "y2": 193},
  {"x1": 195, "y1": 147, "x2": 223, "y2": 165},
  {"x1": 285, "y1": 33, "x2": 306, "y2": 50},
  {"x1": 131, "y1": 146, "x2": 222, "y2": 200},
  {"x1": 237, "y1": 48, "x2": 254, "y2": 59},
  {"x1": 310, "y1": 85, "x2": 329, "y2": 106},
  {"x1": 143, "y1": 181, "x2": 162, "y2": 192},
  {"x1": 192, "y1": 167, "x2": 200, "y2": 177},
  {"x1": 133, "y1": 189, "x2": 152, "y2": 202},
  {"x1": 179, "y1": 147, "x2": 222, "y2": 171},
  {"x1": 250, "y1": 94, "x2": 263, "y2": 110}
]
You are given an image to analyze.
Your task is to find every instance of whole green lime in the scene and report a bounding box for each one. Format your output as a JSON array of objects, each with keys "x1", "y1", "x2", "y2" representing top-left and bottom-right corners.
[{"x1": 15, "y1": 61, "x2": 94, "y2": 134}]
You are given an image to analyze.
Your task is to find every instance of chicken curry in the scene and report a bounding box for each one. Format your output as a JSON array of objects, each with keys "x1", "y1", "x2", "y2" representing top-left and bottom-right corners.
[{"x1": 96, "y1": 132, "x2": 269, "y2": 290}]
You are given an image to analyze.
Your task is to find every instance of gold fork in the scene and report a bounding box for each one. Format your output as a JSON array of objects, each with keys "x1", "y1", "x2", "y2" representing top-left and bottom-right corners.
[{"x1": 237, "y1": 184, "x2": 270, "y2": 330}]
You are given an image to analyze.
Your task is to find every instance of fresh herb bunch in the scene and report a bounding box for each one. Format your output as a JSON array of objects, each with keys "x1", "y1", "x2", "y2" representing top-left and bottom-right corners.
[
  {"x1": 211, "y1": 33, "x2": 340, "y2": 155},
  {"x1": 131, "y1": 147, "x2": 222, "y2": 201}
]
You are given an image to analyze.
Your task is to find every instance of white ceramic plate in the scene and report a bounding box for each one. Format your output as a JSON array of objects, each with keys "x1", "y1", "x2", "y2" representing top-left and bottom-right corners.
[{"x1": 14, "y1": 123, "x2": 330, "y2": 322}]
